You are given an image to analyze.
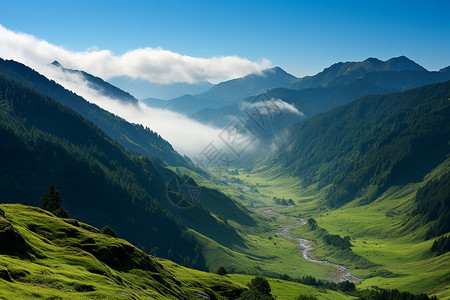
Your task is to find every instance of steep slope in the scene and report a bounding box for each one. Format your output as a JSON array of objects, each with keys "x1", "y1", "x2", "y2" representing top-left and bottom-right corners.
[
  {"x1": 151, "y1": 168, "x2": 256, "y2": 249},
  {"x1": 0, "y1": 204, "x2": 245, "y2": 299},
  {"x1": 0, "y1": 58, "x2": 190, "y2": 167},
  {"x1": 409, "y1": 171, "x2": 450, "y2": 239},
  {"x1": 0, "y1": 74, "x2": 203, "y2": 267},
  {"x1": 268, "y1": 80, "x2": 450, "y2": 207},
  {"x1": 195, "y1": 66, "x2": 297, "y2": 103},
  {"x1": 50, "y1": 60, "x2": 139, "y2": 104}
]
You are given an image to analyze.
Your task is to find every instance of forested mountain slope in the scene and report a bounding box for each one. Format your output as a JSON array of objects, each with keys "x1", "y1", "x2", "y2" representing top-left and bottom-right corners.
[
  {"x1": 0, "y1": 74, "x2": 204, "y2": 268},
  {"x1": 268, "y1": 81, "x2": 450, "y2": 208},
  {"x1": 0, "y1": 58, "x2": 190, "y2": 167}
]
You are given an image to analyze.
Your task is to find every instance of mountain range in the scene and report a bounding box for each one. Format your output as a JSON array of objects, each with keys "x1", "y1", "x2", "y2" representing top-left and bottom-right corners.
[
  {"x1": 143, "y1": 56, "x2": 450, "y2": 118},
  {"x1": 0, "y1": 54, "x2": 449, "y2": 299},
  {"x1": 191, "y1": 57, "x2": 450, "y2": 145}
]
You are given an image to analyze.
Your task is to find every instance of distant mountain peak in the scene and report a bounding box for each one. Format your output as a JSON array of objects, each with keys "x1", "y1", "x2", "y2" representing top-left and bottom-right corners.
[
  {"x1": 48, "y1": 60, "x2": 139, "y2": 104},
  {"x1": 195, "y1": 66, "x2": 297, "y2": 103},
  {"x1": 291, "y1": 56, "x2": 428, "y2": 90},
  {"x1": 50, "y1": 60, "x2": 62, "y2": 67},
  {"x1": 439, "y1": 66, "x2": 450, "y2": 73},
  {"x1": 267, "y1": 66, "x2": 285, "y2": 73},
  {"x1": 261, "y1": 66, "x2": 296, "y2": 79},
  {"x1": 384, "y1": 56, "x2": 426, "y2": 71},
  {"x1": 390, "y1": 55, "x2": 411, "y2": 61},
  {"x1": 365, "y1": 57, "x2": 382, "y2": 62}
]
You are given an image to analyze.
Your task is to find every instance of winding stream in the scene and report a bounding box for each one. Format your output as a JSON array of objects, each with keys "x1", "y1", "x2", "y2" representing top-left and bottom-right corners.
[{"x1": 261, "y1": 208, "x2": 360, "y2": 283}]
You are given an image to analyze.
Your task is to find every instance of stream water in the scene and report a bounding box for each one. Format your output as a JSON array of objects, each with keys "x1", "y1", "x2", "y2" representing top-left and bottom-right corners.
[{"x1": 261, "y1": 208, "x2": 360, "y2": 283}]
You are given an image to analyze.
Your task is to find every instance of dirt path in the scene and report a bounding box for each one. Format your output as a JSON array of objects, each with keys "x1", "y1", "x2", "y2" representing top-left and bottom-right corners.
[{"x1": 261, "y1": 208, "x2": 360, "y2": 283}]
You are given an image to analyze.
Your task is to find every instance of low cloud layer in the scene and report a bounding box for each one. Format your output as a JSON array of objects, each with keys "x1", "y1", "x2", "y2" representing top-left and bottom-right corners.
[
  {"x1": 241, "y1": 99, "x2": 304, "y2": 116},
  {"x1": 0, "y1": 24, "x2": 271, "y2": 84},
  {"x1": 44, "y1": 66, "x2": 250, "y2": 158}
]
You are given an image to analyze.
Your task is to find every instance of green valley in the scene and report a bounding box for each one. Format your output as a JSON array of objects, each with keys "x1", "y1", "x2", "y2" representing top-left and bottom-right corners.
[
  {"x1": 170, "y1": 81, "x2": 450, "y2": 298},
  {"x1": 0, "y1": 54, "x2": 448, "y2": 299},
  {"x1": 2, "y1": 2, "x2": 450, "y2": 298}
]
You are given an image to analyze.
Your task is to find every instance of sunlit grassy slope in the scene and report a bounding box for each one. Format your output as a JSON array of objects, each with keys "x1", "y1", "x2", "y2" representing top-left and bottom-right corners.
[
  {"x1": 0, "y1": 204, "x2": 245, "y2": 299},
  {"x1": 227, "y1": 274, "x2": 354, "y2": 300}
]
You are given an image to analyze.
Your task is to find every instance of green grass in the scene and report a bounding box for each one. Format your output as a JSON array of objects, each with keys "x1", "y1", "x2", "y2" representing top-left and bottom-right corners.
[
  {"x1": 0, "y1": 204, "x2": 360, "y2": 300},
  {"x1": 227, "y1": 274, "x2": 354, "y2": 300},
  {"x1": 192, "y1": 225, "x2": 338, "y2": 280},
  {"x1": 171, "y1": 167, "x2": 342, "y2": 281},
  {"x1": 0, "y1": 204, "x2": 245, "y2": 299},
  {"x1": 194, "y1": 163, "x2": 450, "y2": 299},
  {"x1": 171, "y1": 162, "x2": 450, "y2": 299}
]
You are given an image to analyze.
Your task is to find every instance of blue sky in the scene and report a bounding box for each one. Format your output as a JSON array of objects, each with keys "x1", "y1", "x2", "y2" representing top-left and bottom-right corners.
[{"x1": 1, "y1": 0, "x2": 450, "y2": 78}]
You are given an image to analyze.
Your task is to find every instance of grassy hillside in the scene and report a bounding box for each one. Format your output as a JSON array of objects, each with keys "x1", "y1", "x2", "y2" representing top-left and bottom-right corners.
[
  {"x1": 0, "y1": 204, "x2": 245, "y2": 299},
  {"x1": 227, "y1": 274, "x2": 353, "y2": 300}
]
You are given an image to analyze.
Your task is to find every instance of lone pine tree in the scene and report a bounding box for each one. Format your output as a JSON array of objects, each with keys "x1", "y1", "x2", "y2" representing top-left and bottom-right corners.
[{"x1": 40, "y1": 184, "x2": 62, "y2": 212}]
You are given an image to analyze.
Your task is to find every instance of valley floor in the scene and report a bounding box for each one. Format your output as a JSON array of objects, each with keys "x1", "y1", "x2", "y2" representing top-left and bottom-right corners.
[{"x1": 180, "y1": 163, "x2": 450, "y2": 299}]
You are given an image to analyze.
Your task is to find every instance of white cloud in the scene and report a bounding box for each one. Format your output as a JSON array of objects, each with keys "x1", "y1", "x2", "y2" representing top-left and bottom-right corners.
[
  {"x1": 0, "y1": 24, "x2": 262, "y2": 159},
  {"x1": 241, "y1": 98, "x2": 305, "y2": 117},
  {"x1": 0, "y1": 24, "x2": 271, "y2": 84},
  {"x1": 40, "y1": 66, "x2": 255, "y2": 158}
]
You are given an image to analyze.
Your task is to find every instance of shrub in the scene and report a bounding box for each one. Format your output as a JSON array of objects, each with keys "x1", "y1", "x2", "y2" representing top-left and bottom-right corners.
[
  {"x1": 53, "y1": 207, "x2": 70, "y2": 218},
  {"x1": 100, "y1": 226, "x2": 117, "y2": 238},
  {"x1": 217, "y1": 265, "x2": 227, "y2": 276}
]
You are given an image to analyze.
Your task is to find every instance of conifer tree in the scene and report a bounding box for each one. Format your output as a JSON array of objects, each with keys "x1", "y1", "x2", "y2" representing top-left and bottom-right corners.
[{"x1": 40, "y1": 184, "x2": 62, "y2": 212}]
